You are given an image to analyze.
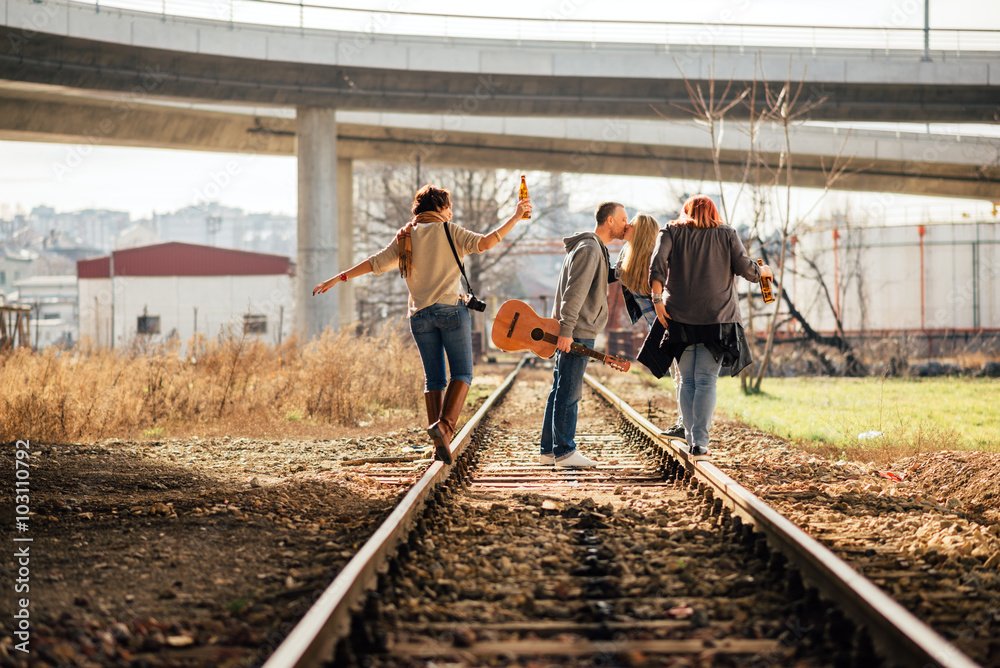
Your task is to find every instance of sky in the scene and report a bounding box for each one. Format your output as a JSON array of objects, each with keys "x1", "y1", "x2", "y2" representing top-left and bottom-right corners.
[{"x1": 2, "y1": 0, "x2": 999, "y2": 227}]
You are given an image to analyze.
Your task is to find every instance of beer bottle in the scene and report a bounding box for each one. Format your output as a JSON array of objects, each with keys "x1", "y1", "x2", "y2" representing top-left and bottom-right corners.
[
  {"x1": 757, "y1": 259, "x2": 774, "y2": 303},
  {"x1": 519, "y1": 175, "x2": 530, "y2": 219}
]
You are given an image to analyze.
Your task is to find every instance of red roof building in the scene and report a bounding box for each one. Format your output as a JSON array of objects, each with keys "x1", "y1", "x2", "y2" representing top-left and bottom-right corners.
[
  {"x1": 77, "y1": 243, "x2": 294, "y2": 348},
  {"x1": 77, "y1": 242, "x2": 293, "y2": 279}
]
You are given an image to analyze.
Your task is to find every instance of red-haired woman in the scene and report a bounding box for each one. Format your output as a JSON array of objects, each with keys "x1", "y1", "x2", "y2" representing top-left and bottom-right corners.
[
  {"x1": 645, "y1": 195, "x2": 772, "y2": 457},
  {"x1": 314, "y1": 184, "x2": 531, "y2": 465}
]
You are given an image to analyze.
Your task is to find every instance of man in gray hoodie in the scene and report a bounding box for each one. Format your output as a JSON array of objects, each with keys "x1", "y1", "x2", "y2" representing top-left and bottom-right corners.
[{"x1": 540, "y1": 201, "x2": 629, "y2": 468}]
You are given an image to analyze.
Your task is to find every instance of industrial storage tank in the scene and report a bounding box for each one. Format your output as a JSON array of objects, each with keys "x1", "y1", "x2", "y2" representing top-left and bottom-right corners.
[{"x1": 789, "y1": 222, "x2": 999, "y2": 356}]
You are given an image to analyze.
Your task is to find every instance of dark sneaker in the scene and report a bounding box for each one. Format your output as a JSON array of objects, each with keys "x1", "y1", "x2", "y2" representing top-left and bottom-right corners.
[
  {"x1": 689, "y1": 445, "x2": 710, "y2": 458},
  {"x1": 661, "y1": 423, "x2": 685, "y2": 439}
]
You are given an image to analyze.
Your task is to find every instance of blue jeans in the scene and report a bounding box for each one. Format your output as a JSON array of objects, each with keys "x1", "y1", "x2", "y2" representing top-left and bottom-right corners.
[
  {"x1": 540, "y1": 338, "x2": 594, "y2": 458},
  {"x1": 676, "y1": 343, "x2": 723, "y2": 450},
  {"x1": 409, "y1": 304, "x2": 473, "y2": 391}
]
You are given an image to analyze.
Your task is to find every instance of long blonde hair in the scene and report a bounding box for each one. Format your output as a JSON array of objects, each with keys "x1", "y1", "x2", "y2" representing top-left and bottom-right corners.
[{"x1": 619, "y1": 213, "x2": 659, "y2": 295}]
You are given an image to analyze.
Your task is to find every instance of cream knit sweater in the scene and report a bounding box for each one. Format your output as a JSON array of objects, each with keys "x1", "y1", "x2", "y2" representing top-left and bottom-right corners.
[{"x1": 368, "y1": 221, "x2": 487, "y2": 317}]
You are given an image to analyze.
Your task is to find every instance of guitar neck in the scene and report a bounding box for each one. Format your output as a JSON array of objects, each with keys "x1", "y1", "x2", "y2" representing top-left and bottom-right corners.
[
  {"x1": 539, "y1": 330, "x2": 607, "y2": 362},
  {"x1": 531, "y1": 325, "x2": 627, "y2": 372},
  {"x1": 570, "y1": 342, "x2": 610, "y2": 364}
]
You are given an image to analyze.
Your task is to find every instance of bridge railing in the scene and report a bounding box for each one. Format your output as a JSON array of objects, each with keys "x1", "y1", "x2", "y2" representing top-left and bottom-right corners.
[{"x1": 69, "y1": 1, "x2": 1000, "y2": 54}]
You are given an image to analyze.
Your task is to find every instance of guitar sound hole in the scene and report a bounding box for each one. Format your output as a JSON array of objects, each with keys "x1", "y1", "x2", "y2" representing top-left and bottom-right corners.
[{"x1": 530, "y1": 328, "x2": 544, "y2": 342}]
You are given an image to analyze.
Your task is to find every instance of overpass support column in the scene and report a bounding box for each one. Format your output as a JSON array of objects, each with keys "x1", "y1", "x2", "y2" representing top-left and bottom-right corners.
[
  {"x1": 337, "y1": 158, "x2": 355, "y2": 328},
  {"x1": 296, "y1": 107, "x2": 338, "y2": 338}
]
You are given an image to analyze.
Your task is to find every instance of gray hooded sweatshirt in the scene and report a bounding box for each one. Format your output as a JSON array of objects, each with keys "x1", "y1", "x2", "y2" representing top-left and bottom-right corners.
[{"x1": 552, "y1": 231, "x2": 611, "y2": 339}]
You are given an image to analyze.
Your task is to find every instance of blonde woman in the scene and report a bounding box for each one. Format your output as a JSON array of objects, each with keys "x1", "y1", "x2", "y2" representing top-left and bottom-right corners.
[{"x1": 616, "y1": 213, "x2": 684, "y2": 437}]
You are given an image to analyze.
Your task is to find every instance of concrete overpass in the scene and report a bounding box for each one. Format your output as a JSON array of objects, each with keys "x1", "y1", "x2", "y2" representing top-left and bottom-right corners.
[
  {"x1": 2, "y1": 1, "x2": 999, "y2": 122},
  {"x1": 3, "y1": 0, "x2": 999, "y2": 336},
  {"x1": 3, "y1": 81, "x2": 997, "y2": 201}
]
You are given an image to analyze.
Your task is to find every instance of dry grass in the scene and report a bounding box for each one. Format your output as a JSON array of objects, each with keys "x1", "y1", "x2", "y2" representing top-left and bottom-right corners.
[{"x1": 0, "y1": 324, "x2": 425, "y2": 443}]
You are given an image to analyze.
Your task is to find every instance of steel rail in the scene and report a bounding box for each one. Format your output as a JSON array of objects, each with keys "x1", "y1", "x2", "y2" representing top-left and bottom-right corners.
[
  {"x1": 261, "y1": 358, "x2": 525, "y2": 668},
  {"x1": 585, "y1": 372, "x2": 982, "y2": 668}
]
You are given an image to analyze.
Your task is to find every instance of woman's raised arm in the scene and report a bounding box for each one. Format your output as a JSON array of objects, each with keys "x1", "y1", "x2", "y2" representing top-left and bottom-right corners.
[{"x1": 477, "y1": 198, "x2": 532, "y2": 252}]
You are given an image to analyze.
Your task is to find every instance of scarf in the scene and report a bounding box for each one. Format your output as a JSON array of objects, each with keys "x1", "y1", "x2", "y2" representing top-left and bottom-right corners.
[{"x1": 397, "y1": 210, "x2": 449, "y2": 278}]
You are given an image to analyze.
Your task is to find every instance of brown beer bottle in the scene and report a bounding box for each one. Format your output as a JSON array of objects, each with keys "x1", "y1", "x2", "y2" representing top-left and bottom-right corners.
[
  {"x1": 519, "y1": 175, "x2": 530, "y2": 219},
  {"x1": 757, "y1": 259, "x2": 775, "y2": 303}
]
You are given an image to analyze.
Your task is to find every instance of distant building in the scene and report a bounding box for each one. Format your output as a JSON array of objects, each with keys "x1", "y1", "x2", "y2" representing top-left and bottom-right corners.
[
  {"x1": 77, "y1": 242, "x2": 294, "y2": 348},
  {"x1": 29, "y1": 206, "x2": 129, "y2": 252},
  {"x1": 115, "y1": 221, "x2": 162, "y2": 249},
  {"x1": 0, "y1": 246, "x2": 36, "y2": 296},
  {"x1": 792, "y1": 222, "x2": 1000, "y2": 355},
  {"x1": 36, "y1": 229, "x2": 103, "y2": 263},
  {"x1": 12, "y1": 275, "x2": 78, "y2": 348}
]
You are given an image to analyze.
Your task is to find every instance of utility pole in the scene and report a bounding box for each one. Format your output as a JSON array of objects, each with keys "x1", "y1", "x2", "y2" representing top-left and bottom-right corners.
[
  {"x1": 921, "y1": 0, "x2": 932, "y2": 62},
  {"x1": 109, "y1": 248, "x2": 115, "y2": 349},
  {"x1": 206, "y1": 215, "x2": 222, "y2": 246}
]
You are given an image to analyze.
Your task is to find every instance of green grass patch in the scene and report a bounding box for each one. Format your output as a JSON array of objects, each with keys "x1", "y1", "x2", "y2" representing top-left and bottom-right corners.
[{"x1": 705, "y1": 376, "x2": 1000, "y2": 463}]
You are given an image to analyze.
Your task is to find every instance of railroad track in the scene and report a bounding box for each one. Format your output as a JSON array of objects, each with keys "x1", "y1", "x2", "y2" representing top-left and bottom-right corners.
[{"x1": 263, "y1": 360, "x2": 982, "y2": 668}]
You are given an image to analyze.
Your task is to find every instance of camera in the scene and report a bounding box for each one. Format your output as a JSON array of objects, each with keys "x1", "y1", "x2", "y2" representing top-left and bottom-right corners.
[{"x1": 463, "y1": 294, "x2": 487, "y2": 312}]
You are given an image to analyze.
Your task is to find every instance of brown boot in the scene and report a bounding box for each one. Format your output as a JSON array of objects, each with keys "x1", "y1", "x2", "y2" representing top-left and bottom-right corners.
[
  {"x1": 424, "y1": 390, "x2": 444, "y2": 428},
  {"x1": 427, "y1": 380, "x2": 470, "y2": 465}
]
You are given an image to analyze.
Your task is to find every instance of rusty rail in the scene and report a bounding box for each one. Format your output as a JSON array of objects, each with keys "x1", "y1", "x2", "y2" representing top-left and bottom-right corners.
[
  {"x1": 585, "y1": 372, "x2": 981, "y2": 668},
  {"x1": 262, "y1": 358, "x2": 524, "y2": 668}
]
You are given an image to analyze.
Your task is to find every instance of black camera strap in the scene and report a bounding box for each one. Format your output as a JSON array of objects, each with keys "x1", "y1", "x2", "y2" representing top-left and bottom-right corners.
[{"x1": 442, "y1": 222, "x2": 478, "y2": 300}]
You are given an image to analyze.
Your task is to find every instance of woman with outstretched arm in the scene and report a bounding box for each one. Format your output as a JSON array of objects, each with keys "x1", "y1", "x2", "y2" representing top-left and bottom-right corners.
[{"x1": 314, "y1": 184, "x2": 531, "y2": 465}]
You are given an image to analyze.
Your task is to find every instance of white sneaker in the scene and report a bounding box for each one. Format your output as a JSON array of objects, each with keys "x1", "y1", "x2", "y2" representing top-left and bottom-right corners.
[
  {"x1": 539, "y1": 453, "x2": 555, "y2": 465},
  {"x1": 554, "y1": 450, "x2": 598, "y2": 468}
]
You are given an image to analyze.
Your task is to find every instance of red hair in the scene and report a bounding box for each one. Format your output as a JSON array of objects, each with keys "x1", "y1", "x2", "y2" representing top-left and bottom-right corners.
[{"x1": 675, "y1": 195, "x2": 723, "y2": 228}]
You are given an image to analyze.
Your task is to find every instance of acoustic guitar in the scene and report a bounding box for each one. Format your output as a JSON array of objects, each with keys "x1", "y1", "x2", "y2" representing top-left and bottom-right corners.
[{"x1": 491, "y1": 299, "x2": 630, "y2": 372}]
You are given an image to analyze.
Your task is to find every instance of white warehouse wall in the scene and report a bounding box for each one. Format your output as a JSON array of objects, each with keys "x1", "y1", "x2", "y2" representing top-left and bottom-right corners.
[
  {"x1": 79, "y1": 274, "x2": 294, "y2": 347},
  {"x1": 793, "y1": 223, "x2": 999, "y2": 334}
]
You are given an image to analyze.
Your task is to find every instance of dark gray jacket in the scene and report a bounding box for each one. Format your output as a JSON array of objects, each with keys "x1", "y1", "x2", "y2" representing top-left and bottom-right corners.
[
  {"x1": 648, "y1": 224, "x2": 760, "y2": 325},
  {"x1": 552, "y1": 232, "x2": 611, "y2": 339}
]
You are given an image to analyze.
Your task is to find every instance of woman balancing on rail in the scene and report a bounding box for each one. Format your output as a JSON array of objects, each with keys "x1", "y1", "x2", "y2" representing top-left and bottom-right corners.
[
  {"x1": 616, "y1": 212, "x2": 685, "y2": 439},
  {"x1": 314, "y1": 184, "x2": 531, "y2": 465},
  {"x1": 638, "y1": 195, "x2": 773, "y2": 458}
]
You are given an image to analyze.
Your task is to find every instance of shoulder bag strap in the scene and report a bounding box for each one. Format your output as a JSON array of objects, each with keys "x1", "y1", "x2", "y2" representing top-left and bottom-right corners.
[{"x1": 442, "y1": 223, "x2": 477, "y2": 298}]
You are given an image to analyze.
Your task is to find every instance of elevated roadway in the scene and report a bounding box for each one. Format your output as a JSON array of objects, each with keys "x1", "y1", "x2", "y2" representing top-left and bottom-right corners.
[
  {"x1": 3, "y1": 81, "x2": 997, "y2": 200},
  {"x1": 3, "y1": 0, "x2": 999, "y2": 336},
  {"x1": 2, "y1": 0, "x2": 999, "y2": 122}
]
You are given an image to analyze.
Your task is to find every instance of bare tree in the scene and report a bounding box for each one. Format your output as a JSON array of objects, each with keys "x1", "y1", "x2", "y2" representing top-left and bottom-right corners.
[
  {"x1": 352, "y1": 163, "x2": 418, "y2": 329},
  {"x1": 351, "y1": 163, "x2": 552, "y2": 331},
  {"x1": 667, "y1": 55, "x2": 749, "y2": 224},
  {"x1": 748, "y1": 61, "x2": 869, "y2": 389},
  {"x1": 660, "y1": 54, "x2": 868, "y2": 390}
]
